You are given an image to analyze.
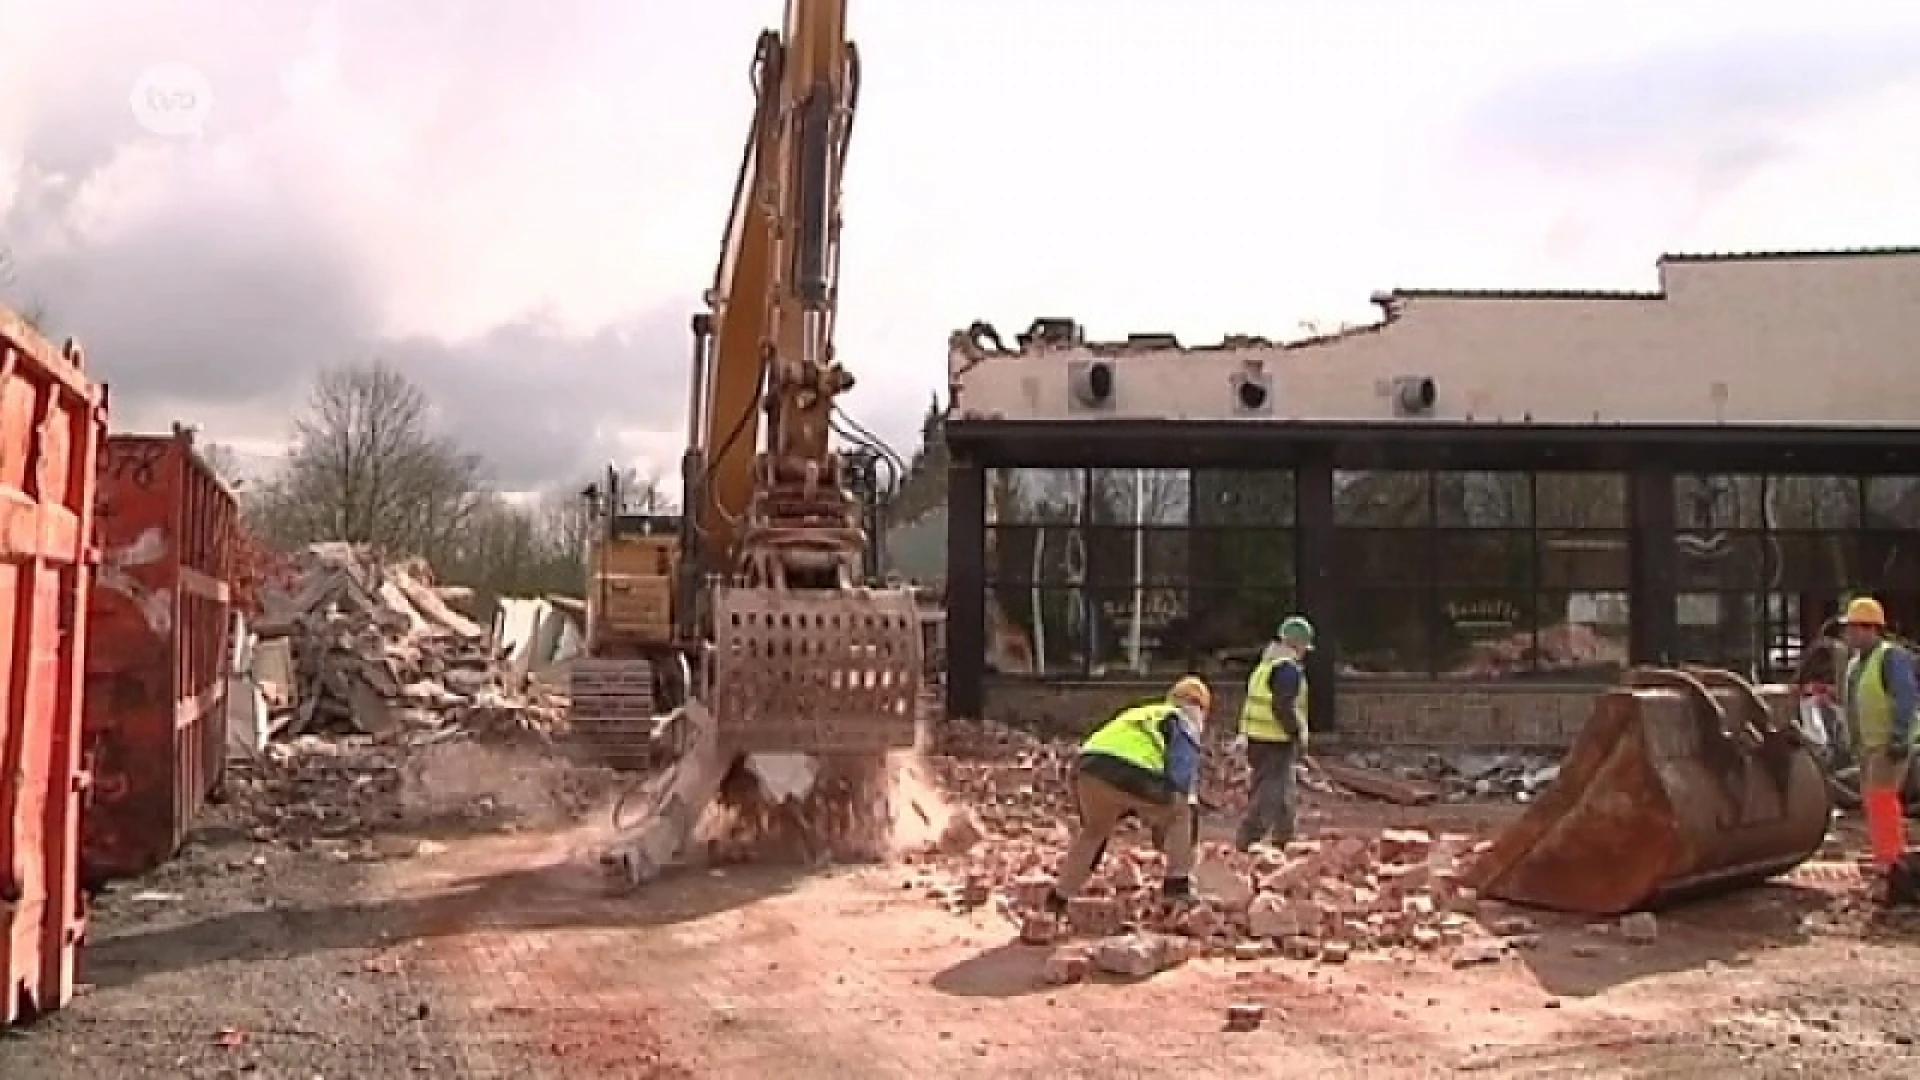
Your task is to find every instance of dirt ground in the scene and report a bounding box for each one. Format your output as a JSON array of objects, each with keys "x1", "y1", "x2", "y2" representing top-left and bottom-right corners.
[{"x1": 6, "y1": 737, "x2": 1920, "y2": 1079}]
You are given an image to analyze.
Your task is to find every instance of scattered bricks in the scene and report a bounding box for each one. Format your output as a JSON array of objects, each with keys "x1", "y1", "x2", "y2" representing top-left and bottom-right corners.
[
  {"x1": 1020, "y1": 914, "x2": 1058, "y2": 945},
  {"x1": 1448, "y1": 886, "x2": 1478, "y2": 914},
  {"x1": 1041, "y1": 947, "x2": 1091, "y2": 985},
  {"x1": 1319, "y1": 941, "x2": 1352, "y2": 963},
  {"x1": 1195, "y1": 859, "x2": 1255, "y2": 912},
  {"x1": 1225, "y1": 1003, "x2": 1266, "y2": 1032},
  {"x1": 960, "y1": 874, "x2": 992, "y2": 908},
  {"x1": 1256, "y1": 861, "x2": 1313, "y2": 894},
  {"x1": 1281, "y1": 936, "x2": 1319, "y2": 960},
  {"x1": 1450, "y1": 940, "x2": 1506, "y2": 968},
  {"x1": 1378, "y1": 828, "x2": 1433, "y2": 863},
  {"x1": 1410, "y1": 928, "x2": 1442, "y2": 950},
  {"x1": 1282, "y1": 840, "x2": 1322, "y2": 859},
  {"x1": 1010, "y1": 873, "x2": 1053, "y2": 909},
  {"x1": 1067, "y1": 896, "x2": 1127, "y2": 937},
  {"x1": 1402, "y1": 893, "x2": 1436, "y2": 919},
  {"x1": 1091, "y1": 932, "x2": 1186, "y2": 978},
  {"x1": 1491, "y1": 916, "x2": 1536, "y2": 937},
  {"x1": 1619, "y1": 912, "x2": 1659, "y2": 943},
  {"x1": 1176, "y1": 904, "x2": 1226, "y2": 940},
  {"x1": 1232, "y1": 940, "x2": 1270, "y2": 961}
]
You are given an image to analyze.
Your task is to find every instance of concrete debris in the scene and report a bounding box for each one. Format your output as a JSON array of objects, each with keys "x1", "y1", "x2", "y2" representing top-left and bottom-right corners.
[
  {"x1": 1090, "y1": 932, "x2": 1195, "y2": 977},
  {"x1": 1619, "y1": 912, "x2": 1660, "y2": 943},
  {"x1": 251, "y1": 543, "x2": 567, "y2": 745},
  {"x1": 1337, "y1": 748, "x2": 1564, "y2": 803}
]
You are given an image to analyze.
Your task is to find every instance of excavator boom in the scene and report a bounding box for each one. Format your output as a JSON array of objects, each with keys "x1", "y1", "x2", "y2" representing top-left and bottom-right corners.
[{"x1": 693, "y1": 0, "x2": 921, "y2": 760}]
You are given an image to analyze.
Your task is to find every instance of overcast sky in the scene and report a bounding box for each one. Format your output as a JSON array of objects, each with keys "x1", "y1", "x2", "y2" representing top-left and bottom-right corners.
[{"x1": 3, "y1": 1, "x2": 1918, "y2": 493}]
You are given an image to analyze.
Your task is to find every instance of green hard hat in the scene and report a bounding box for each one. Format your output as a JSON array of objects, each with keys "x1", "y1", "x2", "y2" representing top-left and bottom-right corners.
[{"x1": 1277, "y1": 616, "x2": 1315, "y2": 644}]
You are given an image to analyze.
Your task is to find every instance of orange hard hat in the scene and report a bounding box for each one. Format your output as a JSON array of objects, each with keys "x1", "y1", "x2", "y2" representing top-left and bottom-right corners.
[
  {"x1": 1169, "y1": 675, "x2": 1212, "y2": 713},
  {"x1": 1844, "y1": 596, "x2": 1887, "y2": 628}
]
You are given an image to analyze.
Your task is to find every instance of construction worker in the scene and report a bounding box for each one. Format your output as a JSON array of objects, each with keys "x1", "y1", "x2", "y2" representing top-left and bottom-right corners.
[
  {"x1": 1044, "y1": 676, "x2": 1212, "y2": 915},
  {"x1": 1233, "y1": 616, "x2": 1314, "y2": 851},
  {"x1": 1840, "y1": 595, "x2": 1918, "y2": 869}
]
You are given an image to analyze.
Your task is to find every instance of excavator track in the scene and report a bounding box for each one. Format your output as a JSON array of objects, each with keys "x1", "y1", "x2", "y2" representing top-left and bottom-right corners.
[
  {"x1": 565, "y1": 658, "x2": 662, "y2": 772},
  {"x1": 1465, "y1": 667, "x2": 1831, "y2": 916},
  {"x1": 710, "y1": 584, "x2": 922, "y2": 755}
]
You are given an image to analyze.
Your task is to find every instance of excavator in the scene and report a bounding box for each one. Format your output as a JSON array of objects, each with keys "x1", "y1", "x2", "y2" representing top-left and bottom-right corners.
[{"x1": 567, "y1": 0, "x2": 924, "y2": 882}]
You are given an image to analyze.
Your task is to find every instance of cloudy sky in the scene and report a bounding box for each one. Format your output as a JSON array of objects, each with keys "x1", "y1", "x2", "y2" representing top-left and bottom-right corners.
[{"x1": 3, "y1": 1, "x2": 1918, "y2": 494}]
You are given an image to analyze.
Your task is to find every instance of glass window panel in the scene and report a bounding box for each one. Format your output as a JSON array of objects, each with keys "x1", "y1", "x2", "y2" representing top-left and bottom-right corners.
[
  {"x1": 1434, "y1": 471, "x2": 1532, "y2": 528},
  {"x1": 1087, "y1": 586, "x2": 1193, "y2": 677},
  {"x1": 986, "y1": 523, "x2": 1088, "y2": 586},
  {"x1": 1339, "y1": 588, "x2": 1432, "y2": 678},
  {"x1": 1675, "y1": 532, "x2": 1766, "y2": 591},
  {"x1": 1866, "y1": 477, "x2": 1920, "y2": 530},
  {"x1": 1192, "y1": 470, "x2": 1296, "y2": 527},
  {"x1": 986, "y1": 585, "x2": 1092, "y2": 676},
  {"x1": 1538, "y1": 530, "x2": 1631, "y2": 589},
  {"x1": 1335, "y1": 529, "x2": 1430, "y2": 586},
  {"x1": 1675, "y1": 474, "x2": 1763, "y2": 531},
  {"x1": 1767, "y1": 476, "x2": 1861, "y2": 530},
  {"x1": 1170, "y1": 587, "x2": 1297, "y2": 676},
  {"x1": 1089, "y1": 469, "x2": 1190, "y2": 526},
  {"x1": 989, "y1": 468, "x2": 1085, "y2": 525},
  {"x1": 1530, "y1": 590, "x2": 1631, "y2": 678},
  {"x1": 1860, "y1": 533, "x2": 1920, "y2": 599},
  {"x1": 1536, "y1": 473, "x2": 1626, "y2": 529},
  {"x1": 1771, "y1": 532, "x2": 1862, "y2": 593},
  {"x1": 1434, "y1": 587, "x2": 1535, "y2": 680},
  {"x1": 1434, "y1": 530, "x2": 1532, "y2": 588},
  {"x1": 1674, "y1": 591, "x2": 1764, "y2": 674},
  {"x1": 1191, "y1": 528, "x2": 1295, "y2": 589},
  {"x1": 1335, "y1": 470, "x2": 1431, "y2": 527},
  {"x1": 1080, "y1": 526, "x2": 1191, "y2": 589}
]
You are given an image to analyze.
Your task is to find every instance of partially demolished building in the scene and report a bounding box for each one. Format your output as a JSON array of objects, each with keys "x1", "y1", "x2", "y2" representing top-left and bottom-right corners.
[{"x1": 942, "y1": 248, "x2": 1920, "y2": 742}]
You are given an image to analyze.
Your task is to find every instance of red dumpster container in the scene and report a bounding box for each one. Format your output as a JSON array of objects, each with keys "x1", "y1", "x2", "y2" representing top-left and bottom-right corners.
[
  {"x1": 0, "y1": 312, "x2": 103, "y2": 1026},
  {"x1": 82, "y1": 432, "x2": 237, "y2": 881}
]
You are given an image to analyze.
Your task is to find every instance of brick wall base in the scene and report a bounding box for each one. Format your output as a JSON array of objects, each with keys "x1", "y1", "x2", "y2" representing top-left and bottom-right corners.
[{"x1": 978, "y1": 678, "x2": 1610, "y2": 749}]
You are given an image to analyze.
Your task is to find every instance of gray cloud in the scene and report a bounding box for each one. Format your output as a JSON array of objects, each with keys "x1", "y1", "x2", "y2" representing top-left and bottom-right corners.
[
  {"x1": 1462, "y1": 32, "x2": 1920, "y2": 197},
  {"x1": 379, "y1": 309, "x2": 691, "y2": 490},
  {"x1": 0, "y1": 0, "x2": 714, "y2": 493}
]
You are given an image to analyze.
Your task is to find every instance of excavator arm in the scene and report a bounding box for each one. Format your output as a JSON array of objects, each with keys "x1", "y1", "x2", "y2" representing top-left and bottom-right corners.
[{"x1": 682, "y1": 0, "x2": 920, "y2": 757}]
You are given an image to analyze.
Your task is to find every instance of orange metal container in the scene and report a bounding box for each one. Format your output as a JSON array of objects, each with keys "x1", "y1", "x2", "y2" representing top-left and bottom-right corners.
[
  {"x1": 82, "y1": 432, "x2": 237, "y2": 882},
  {"x1": 0, "y1": 312, "x2": 103, "y2": 1026}
]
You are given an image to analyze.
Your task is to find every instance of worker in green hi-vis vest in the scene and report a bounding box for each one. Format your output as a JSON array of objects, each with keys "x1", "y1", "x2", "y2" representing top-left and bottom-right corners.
[{"x1": 1233, "y1": 615, "x2": 1315, "y2": 851}]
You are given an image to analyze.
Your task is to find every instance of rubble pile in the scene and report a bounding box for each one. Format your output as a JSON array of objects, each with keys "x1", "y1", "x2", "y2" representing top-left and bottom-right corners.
[
  {"x1": 252, "y1": 542, "x2": 565, "y2": 743},
  {"x1": 924, "y1": 824, "x2": 1534, "y2": 966},
  {"x1": 1336, "y1": 748, "x2": 1562, "y2": 802}
]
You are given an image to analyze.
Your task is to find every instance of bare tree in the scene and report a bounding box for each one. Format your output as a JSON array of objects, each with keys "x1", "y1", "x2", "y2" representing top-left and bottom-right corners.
[{"x1": 249, "y1": 361, "x2": 485, "y2": 563}]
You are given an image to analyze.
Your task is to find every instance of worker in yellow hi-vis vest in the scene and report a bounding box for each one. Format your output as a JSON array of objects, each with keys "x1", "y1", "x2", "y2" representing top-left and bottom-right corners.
[
  {"x1": 1840, "y1": 595, "x2": 1918, "y2": 869},
  {"x1": 1233, "y1": 616, "x2": 1314, "y2": 851},
  {"x1": 1044, "y1": 676, "x2": 1213, "y2": 916}
]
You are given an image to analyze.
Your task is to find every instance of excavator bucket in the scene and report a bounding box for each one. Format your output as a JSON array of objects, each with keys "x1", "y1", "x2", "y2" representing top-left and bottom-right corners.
[
  {"x1": 710, "y1": 584, "x2": 923, "y2": 755},
  {"x1": 1464, "y1": 667, "x2": 1833, "y2": 916}
]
